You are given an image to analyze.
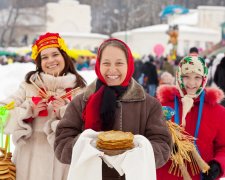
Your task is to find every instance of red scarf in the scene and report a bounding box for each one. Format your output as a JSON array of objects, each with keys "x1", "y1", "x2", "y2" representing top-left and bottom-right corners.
[
  {"x1": 82, "y1": 38, "x2": 134, "y2": 131},
  {"x1": 82, "y1": 86, "x2": 104, "y2": 130}
]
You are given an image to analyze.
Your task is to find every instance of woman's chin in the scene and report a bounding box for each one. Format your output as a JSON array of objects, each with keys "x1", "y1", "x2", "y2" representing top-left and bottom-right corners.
[
  {"x1": 46, "y1": 70, "x2": 60, "y2": 76},
  {"x1": 186, "y1": 91, "x2": 197, "y2": 95},
  {"x1": 106, "y1": 81, "x2": 121, "y2": 86}
]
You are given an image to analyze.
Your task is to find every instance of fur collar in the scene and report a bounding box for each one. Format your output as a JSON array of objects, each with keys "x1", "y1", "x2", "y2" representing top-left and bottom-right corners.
[
  {"x1": 157, "y1": 85, "x2": 225, "y2": 105},
  {"x1": 31, "y1": 72, "x2": 76, "y2": 91},
  {"x1": 83, "y1": 78, "x2": 146, "y2": 102}
]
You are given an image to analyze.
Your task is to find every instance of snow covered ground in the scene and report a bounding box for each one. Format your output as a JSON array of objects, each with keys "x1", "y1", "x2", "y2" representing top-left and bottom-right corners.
[
  {"x1": 0, "y1": 62, "x2": 96, "y2": 99},
  {"x1": 0, "y1": 62, "x2": 96, "y2": 154}
]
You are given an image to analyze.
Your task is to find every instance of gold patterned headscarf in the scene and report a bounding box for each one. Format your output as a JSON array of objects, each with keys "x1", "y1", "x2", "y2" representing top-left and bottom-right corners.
[{"x1": 31, "y1": 32, "x2": 69, "y2": 60}]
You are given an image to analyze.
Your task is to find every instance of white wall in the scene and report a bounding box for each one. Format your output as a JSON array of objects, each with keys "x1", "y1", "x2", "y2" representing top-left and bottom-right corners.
[
  {"x1": 60, "y1": 33, "x2": 109, "y2": 51},
  {"x1": 198, "y1": 6, "x2": 225, "y2": 32},
  {"x1": 46, "y1": 0, "x2": 91, "y2": 33}
]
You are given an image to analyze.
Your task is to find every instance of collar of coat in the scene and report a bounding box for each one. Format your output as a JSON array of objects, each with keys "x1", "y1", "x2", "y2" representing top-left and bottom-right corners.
[
  {"x1": 31, "y1": 72, "x2": 76, "y2": 91},
  {"x1": 157, "y1": 85, "x2": 224, "y2": 106},
  {"x1": 83, "y1": 78, "x2": 146, "y2": 102}
]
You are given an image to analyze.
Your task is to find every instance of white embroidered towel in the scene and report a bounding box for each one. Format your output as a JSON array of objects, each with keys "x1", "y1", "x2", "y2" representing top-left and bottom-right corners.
[{"x1": 68, "y1": 130, "x2": 156, "y2": 180}]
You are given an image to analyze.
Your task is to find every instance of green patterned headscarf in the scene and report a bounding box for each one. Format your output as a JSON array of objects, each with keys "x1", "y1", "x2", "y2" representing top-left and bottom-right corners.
[
  {"x1": 175, "y1": 56, "x2": 208, "y2": 127},
  {"x1": 176, "y1": 56, "x2": 208, "y2": 98}
]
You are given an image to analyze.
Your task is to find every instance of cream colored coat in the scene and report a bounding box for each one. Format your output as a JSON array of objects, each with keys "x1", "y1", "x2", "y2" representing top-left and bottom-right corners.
[{"x1": 1, "y1": 72, "x2": 81, "y2": 180}]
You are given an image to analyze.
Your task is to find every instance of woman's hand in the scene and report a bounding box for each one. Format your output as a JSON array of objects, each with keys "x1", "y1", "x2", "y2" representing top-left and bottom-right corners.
[
  {"x1": 51, "y1": 97, "x2": 66, "y2": 111},
  {"x1": 32, "y1": 99, "x2": 47, "y2": 118}
]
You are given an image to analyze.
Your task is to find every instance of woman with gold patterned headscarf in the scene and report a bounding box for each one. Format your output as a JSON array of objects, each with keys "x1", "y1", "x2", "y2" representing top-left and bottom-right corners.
[{"x1": 0, "y1": 32, "x2": 86, "y2": 180}]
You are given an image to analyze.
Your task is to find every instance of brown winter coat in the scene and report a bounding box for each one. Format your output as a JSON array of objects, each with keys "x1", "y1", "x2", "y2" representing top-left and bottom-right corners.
[{"x1": 54, "y1": 78, "x2": 172, "y2": 180}]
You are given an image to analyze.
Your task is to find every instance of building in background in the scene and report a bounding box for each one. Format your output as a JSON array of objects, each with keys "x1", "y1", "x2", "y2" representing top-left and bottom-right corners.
[
  {"x1": 0, "y1": 0, "x2": 108, "y2": 50},
  {"x1": 112, "y1": 6, "x2": 225, "y2": 57}
]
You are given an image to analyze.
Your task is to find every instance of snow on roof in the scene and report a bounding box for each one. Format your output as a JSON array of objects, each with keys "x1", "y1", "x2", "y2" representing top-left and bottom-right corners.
[
  {"x1": 131, "y1": 24, "x2": 169, "y2": 33},
  {"x1": 117, "y1": 24, "x2": 218, "y2": 34},
  {"x1": 36, "y1": 32, "x2": 109, "y2": 39},
  {"x1": 178, "y1": 25, "x2": 218, "y2": 34},
  {"x1": 170, "y1": 11, "x2": 198, "y2": 26},
  {"x1": 198, "y1": 6, "x2": 225, "y2": 11},
  {"x1": 61, "y1": 32, "x2": 109, "y2": 39},
  {"x1": 111, "y1": 31, "x2": 132, "y2": 36}
]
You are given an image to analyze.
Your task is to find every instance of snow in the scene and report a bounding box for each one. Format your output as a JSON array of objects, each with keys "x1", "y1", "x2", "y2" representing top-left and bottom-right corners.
[
  {"x1": 0, "y1": 62, "x2": 96, "y2": 99},
  {"x1": 131, "y1": 24, "x2": 218, "y2": 34},
  {"x1": 112, "y1": 24, "x2": 218, "y2": 38},
  {"x1": 0, "y1": 62, "x2": 97, "y2": 154},
  {"x1": 169, "y1": 11, "x2": 198, "y2": 26},
  {"x1": 169, "y1": 10, "x2": 199, "y2": 26},
  {"x1": 59, "y1": 32, "x2": 109, "y2": 39}
]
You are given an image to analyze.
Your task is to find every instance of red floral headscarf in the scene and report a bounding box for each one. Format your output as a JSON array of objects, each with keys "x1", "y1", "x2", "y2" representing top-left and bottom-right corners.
[
  {"x1": 95, "y1": 38, "x2": 134, "y2": 86},
  {"x1": 83, "y1": 38, "x2": 134, "y2": 131}
]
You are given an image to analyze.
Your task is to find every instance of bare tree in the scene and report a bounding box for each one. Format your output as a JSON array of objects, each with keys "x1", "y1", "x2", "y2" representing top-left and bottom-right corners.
[
  {"x1": 0, "y1": 6, "x2": 14, "y2": 46},
  {"x1": 78, "y1": 0, "x2": 225, "y2": 35},
  {"x1": 0, "y1": 0, "x2": 55, "y2": 46},
  {"x1": 0, "y1": 0, "x2": 25, "y2": 46}
]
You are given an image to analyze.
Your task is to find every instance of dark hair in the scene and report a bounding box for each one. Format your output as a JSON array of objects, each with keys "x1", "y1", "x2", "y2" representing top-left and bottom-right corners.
[
  {"x1": 25, "y1": 48, "x2": 86, "y2": 88},
  {"x1": 98, "y1": 40, "x2": 128, "y2": 61},
  {"x1": 220, "y1": 57, "x2": 225, "y2": 68},
  {"x1": 189, "y1": 47, "x2": 199, "y2": 54},
  {"x1": 148, "y1": 54, "x2": 154, "y2": 62}
]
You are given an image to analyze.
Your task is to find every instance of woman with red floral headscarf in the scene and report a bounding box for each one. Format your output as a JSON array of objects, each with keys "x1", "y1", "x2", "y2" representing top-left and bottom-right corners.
[{"x1": 54, "y1": 38, "x2": 172, "y2": 180}]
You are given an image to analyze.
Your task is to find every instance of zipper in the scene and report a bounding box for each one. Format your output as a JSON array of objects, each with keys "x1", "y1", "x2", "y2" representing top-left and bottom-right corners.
[{"x1": 117, "y1": 101, "x2": 122, "y2": 131}]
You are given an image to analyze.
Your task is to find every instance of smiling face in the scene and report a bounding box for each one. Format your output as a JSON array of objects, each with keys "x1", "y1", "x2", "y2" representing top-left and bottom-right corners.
[
  {"x1": 100, "y1": 46, "x2": 128, "y2": 86},
  {"x1": 182, "y1": 72, "x2": 203, "y2": 95},
  {"x1": 40, "y1": 47, "x2": 65, "y2": 76}
]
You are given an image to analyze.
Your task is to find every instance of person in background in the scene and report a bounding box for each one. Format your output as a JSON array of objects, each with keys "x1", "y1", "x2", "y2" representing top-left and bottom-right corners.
[
  {"x1": 208, "y1": 53, "x2": 224, "y2": 87},
  {"x1": 76, "y1": 56, "x2": 89, "y2": 71},
  {"x1": 162, "y1": 57, "x2": 175, "y2": 76},
  {"x1": 214, "y1": 56, "x2": 225, "y2": 107},
  {"x1": 54, "y1": 38, "x2": 172, "y2": 180},
  {"x1": 156, "y1": 55, "x2": 225, "y2": 180},
  {"x1": 159, "y1": 71, "x2": 175, "y2": 86},
  {"x1": 133, "y1": 58, "x2": 144, "y2": 82},
  {"x1": 189, "y1": 47, "x2": 199, "y2": 56},
  {"x1": 1, "y1": 32, "x2": 86, "y2": 180},
  {"x1": 142, "y1": 55, "x2": 159, "y2": 96}
]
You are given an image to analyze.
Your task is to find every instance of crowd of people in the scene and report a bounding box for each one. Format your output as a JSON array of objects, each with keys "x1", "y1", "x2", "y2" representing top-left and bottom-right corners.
[
  {"x1": 0, "y1": 32, "x2": 225, "y2": 180},
  {"x1": 133, "y1": 47, "x2": 225, "y2": 107}
]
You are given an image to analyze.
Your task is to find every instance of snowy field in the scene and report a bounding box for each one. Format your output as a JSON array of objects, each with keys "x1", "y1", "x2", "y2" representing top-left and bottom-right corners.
[
  {"x1": 0, "y1": 62, "x2": 96, "y2": 99},
  {"x1": 0, "y1": 62, "x2": 96, "y2": 154}
]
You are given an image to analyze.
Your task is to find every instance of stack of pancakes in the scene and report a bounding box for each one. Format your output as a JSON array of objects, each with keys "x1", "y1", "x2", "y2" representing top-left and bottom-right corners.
[
  {"x1": 96, "y1": 130, "x2": 134, "y2": 150},
  {"x1": 0, "y1": 148, "x2": 16, "y2": 180}
]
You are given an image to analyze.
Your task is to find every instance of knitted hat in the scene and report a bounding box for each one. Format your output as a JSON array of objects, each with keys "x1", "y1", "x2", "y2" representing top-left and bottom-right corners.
[
  {"x1": 176, "y1": 56, "x2": 208, "y2": 127},
  {"x1": 31, "y1": 32, "x2": 69, "y2": 60}
]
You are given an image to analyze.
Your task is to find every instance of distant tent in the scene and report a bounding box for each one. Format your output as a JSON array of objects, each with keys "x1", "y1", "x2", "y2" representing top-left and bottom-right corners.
[
  {"x1": 68, "y1": 49, "x2": 96, "y2": 60},
  {"x1": 160, "y1": 5, "x2": 189, "y2": 18},
  {"x1": 0, "y1": 51, "x2": 17, "y2": 57},
  {"x1": 132, "y1": 52, "x2": 141, "y2": 60}
]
